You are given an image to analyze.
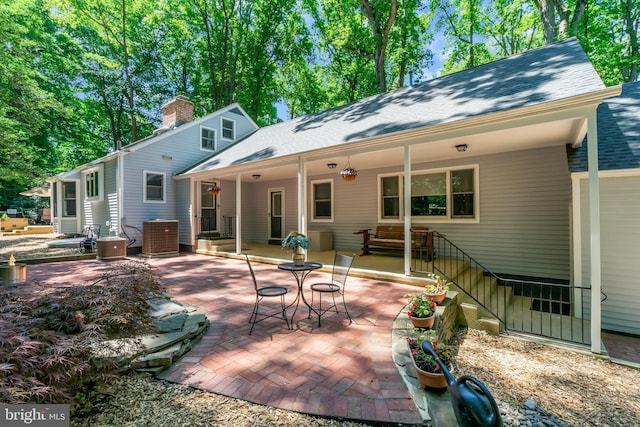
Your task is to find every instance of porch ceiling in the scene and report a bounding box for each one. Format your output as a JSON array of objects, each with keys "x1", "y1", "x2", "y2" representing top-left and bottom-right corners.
[{"x1": 214, "y1": 116, "x2": 584, "y2": 182}]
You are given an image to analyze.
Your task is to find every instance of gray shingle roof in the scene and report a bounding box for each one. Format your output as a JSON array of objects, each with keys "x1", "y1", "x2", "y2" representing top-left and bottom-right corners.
[
  {"x1": 567, "y1": 81, "x2": 640, "y2": 172},
  {"x1": 186, "y1": 38, "x2": 605, "y2": 174}
]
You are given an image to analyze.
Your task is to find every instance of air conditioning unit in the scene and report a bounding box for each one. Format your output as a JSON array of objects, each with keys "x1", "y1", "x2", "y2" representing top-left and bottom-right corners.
[
  {"x1": 96, "y1": 237, "x2": 126, "y2": 260},
  {"x1": 143, "y1": 220, "x2": 179, "y2": 256}
]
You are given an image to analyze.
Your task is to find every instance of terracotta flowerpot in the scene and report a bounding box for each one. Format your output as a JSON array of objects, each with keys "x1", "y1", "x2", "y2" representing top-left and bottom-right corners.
[
  {"x1": 426, "y1": 291, "x2": 447, "y2": 305},
  {"x1": 409, "y1": 314, "x2": 435, "y2": 329},
  {"x1": 407, "y1": 340, "x2": 453, "y2": 389},
  {"x1": 411, "y1": 359, "x2": 450, "y2": 389}
]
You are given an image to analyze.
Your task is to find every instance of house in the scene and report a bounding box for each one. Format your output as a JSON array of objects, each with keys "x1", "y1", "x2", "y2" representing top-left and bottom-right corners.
[
  {"x1": 48, "y1": 96, "x2": 259, "y2": 249},
  {"x1": 568, "y1": 81, "x2": 640, "y2": 336},
  {"x1": 174, "y1": 38, "x2": 624, "y2": 353},
  {"x1": 48, "y1": 38, "x2": 634, "y2": 351}
]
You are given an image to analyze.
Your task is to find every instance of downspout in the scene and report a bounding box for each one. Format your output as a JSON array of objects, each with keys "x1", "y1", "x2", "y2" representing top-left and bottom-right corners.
[
  {"x1": 404, "y1": 145, "x2": 411, "y2": 276},
  {"x1": 236, "y1": 173, "x2": 242, "y2": 254},
  {"x1": 587, "y1": 108, "x2": 602, "y2": 354}
]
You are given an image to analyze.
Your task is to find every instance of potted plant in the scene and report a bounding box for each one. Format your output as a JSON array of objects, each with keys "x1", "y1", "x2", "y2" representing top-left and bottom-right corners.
[
  {"x1": 405, "y1": 292, "x2": 437, "y2": 329},
  {"x1": 423, "y1": 273, "x2": 451, "y2": 305},
  {"x1": 281, "y1": 231, "x2": 309, "y2": 266},
  {"x1": 407, "y1": 332, "x2": 454, "y2": 389}
]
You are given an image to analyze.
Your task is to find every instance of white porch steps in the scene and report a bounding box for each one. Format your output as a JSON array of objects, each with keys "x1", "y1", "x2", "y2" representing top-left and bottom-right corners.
[
  {"x1": 195, "y1": 238, "x2": 247, "y2": 254},
  {"x1": 449, "y1": 263, "x2": 515, "y2": 336}
]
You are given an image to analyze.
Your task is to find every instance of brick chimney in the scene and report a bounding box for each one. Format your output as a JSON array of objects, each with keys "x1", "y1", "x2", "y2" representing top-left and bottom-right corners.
[{"x1": 161, "y1": 95, "x2": 194, "y2": 127}]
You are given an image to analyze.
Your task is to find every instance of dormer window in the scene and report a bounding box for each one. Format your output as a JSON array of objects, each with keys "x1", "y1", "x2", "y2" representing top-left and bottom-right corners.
[
  {"x1": 221, "y1": 118, "x2": 235, "y2": 140},
  {"x1": 201, "y1": 126, "x2": 216, "y2": 151}
]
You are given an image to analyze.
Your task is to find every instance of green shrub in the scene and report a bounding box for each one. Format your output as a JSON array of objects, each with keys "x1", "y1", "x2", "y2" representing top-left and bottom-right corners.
[{"x1": 0, "y1": 261, "x2": 165, "y2": 406}]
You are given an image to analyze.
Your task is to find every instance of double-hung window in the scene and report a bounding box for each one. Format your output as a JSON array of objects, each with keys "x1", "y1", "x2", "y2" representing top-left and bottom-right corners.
[
  {"x1": 221, "y1": 118, "x2": 235, "y2": 140},
  {"x1": 381, "y1": 175, "x2": 400, "y2": 219},
  {"x1": 312, "y1": 180, "x2": 333, "y2": 221},
  {"x1": 379, "y1": 166, "x2": 477, "y2": 221},
  {"x1": 144, "y1": 171, "x2": 165, "y2": 203},
  {"x1": 83, "y1": 165, "x2": 103, "y2": 201},
  {"x1": 201, "y1": 126, "x2": 216, "y2": 151},
  {"x1": 62, "y1": 182, "x2": 77, "y2": 217}
]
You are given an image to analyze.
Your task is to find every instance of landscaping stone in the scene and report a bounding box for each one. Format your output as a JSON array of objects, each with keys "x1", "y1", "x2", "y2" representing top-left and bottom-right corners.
[{"x1": 91, "y1": 298, "x2": 209, "y2": 374}]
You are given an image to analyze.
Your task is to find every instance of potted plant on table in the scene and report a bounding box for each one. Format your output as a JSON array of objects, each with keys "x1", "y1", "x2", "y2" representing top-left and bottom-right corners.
[
  {"x1": 407, "y1": 331, "x2": 454, "y2": 389},
  {"x1": 405, "y1": 292, "x2": 437, "y2": 329},
  {"x1": 424, "y1": 273, "x2": 451, "y2": 305},
  {"x1": 281, "y1": 231, "x2": 309, "y2": 266}
]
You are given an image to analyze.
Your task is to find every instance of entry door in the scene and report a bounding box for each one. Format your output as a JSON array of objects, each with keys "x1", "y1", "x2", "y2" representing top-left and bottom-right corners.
[
  {"x1": 269, "y1": 189, "x2": 284, "y2": 242},
  {"x1": 200, "y1": 182, "x2": 217, "y2": 234}
]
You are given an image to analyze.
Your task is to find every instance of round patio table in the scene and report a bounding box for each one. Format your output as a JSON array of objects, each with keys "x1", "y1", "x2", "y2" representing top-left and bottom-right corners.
[{"x1": 278, "y1": 261, "x2": 322, "y2": 327}]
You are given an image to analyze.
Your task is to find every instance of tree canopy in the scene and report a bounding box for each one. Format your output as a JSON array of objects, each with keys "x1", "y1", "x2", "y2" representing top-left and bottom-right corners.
[{"x1": 1, "y1": 0, "x2": 638, "y2": 209}]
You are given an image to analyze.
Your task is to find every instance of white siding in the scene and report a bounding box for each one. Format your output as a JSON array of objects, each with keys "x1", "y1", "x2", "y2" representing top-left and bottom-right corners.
[
  {"x1": 580, "y1": 175, "x2": 640, "y2": 334},
  {"x1": 122, "y1": 111, "x2": 256, "y2": 247},
  {"x1": 233, "y1": 145, "x2": 572, "y2": 281},
  {"x1": 323, "y1": 146, "x2": 571, "y2": 279}
]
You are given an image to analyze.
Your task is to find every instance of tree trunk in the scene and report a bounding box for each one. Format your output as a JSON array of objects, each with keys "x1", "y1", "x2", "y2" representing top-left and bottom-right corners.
[
  {"x1": 360, "y1": 0, "x2": 398, "y2": 93},
  {"x1": 533, "y1": 0, "x2": 587, "y2": 43},
  {"x1": 121, "y1": 0, "x2": 137, "y2": 144},
  {"x1": 533, "y1": 0, "x2": 557, "y2": 43},
  {"x1": 622, "y1": 0, "x2": 639, "y2": 82}
]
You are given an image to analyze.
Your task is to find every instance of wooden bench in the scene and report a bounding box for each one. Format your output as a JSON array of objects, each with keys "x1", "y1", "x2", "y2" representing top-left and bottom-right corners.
[{"x1": 354, "y1": 225, "x2": 433, "y2": 260}]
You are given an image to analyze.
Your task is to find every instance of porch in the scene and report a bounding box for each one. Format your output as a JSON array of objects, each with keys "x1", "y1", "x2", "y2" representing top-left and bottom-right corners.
[{"x1": 198, "y1": 239, "x2": 595, "y2": 349}]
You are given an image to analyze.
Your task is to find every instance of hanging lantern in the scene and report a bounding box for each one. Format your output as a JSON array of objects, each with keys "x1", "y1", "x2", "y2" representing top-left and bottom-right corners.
[
  {"x1": 340, "y1": 159, "x2": 357, "y2": 182},
  {"x1": 207, "y1": 184, "x2": 220, "y2": 195}
]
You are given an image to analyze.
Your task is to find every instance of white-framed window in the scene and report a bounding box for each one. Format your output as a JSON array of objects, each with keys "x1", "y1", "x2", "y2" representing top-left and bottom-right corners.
[
  {"x1": 83, "y1": 164, "x2": 104, "y2": 201},
  {"x1": 62, "y1": 181, "x2": 77, "y2": 217},
  {"x1": 378, "y1": 165, "x2": 478, "y2": 222},
  {"x1": 201, "y1": 126, "x2": 216, "y2": 151},
  {"x1": 221, "y1": 117, "x2": 235, "y2": 140},
  {"x1": 381, "y1": 175, "x2": 400, "y2": 219},
  {"x1": 143, "y1": 171, "x2": 166, "y2": 203},
  {"x1": 311, "y1": 179, "x2": 333, "y2": 222}
]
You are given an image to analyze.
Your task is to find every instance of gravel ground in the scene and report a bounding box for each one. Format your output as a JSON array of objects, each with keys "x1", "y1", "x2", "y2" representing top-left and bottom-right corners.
[
  {"x1": 453, "y1": 330, "x2": 640, "y2": 427},
  {"x1": 0, "y1": 233, "x2": 80, "y2": 261},
  {"x1": 4, "y1": 235, "x2": 640, "y2": 426}
]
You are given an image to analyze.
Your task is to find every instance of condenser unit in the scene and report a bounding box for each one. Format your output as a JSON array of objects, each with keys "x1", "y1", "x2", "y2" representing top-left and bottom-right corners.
[
  {"x1": 96, "y1": 237, "x2": 127, "y2": 260},
  {"x1": 143, "y1": 220, "x2": 179, "y2": 256}
]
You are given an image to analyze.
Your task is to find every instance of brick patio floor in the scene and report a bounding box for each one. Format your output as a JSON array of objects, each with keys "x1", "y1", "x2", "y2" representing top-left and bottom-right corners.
[{"x1": 26, "y1": 254, "x2": 425, "y2": 425}]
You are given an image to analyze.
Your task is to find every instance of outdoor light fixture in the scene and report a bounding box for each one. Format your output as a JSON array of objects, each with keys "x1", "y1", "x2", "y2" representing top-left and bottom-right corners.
[
  {"x1": 455, "y1": 144, "x2": 468, "y2": 152},
  {"x1": 339, "y1": 159, "x2": 358, "y2": 182},
  {"x1": 207, "y1": 184, "x2": 221, "y2": 195},
  {"x1": 252, "y1": 174, "x2": 261, "y2": 180},
  {"x1": 327, "y1": 163, "x2": 338, "y2": 169}
]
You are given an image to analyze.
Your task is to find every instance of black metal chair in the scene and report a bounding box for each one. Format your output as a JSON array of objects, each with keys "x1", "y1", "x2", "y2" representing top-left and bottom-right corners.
[
  {"x1": 245, "y1": 255, "x2": 289, "y2": 335},
  {"x1": 309, "y1": 252, "x2": 355, "y2": 326}
]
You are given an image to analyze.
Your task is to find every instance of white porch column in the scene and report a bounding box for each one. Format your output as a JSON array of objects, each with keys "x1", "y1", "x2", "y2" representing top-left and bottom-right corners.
[
  {"x1": 297, "y1": 157, "x2": 307, "y2": 235},
  {"x1": 404, "y1": 146, "x2": 412, "y2": 276},
  {"x1": 587, "y1": 109, "x2": 602, "y2": 354},
  {"x1": 570, "y1": 175, "x2": 583, "y2": 319},
  {"x1": 235, "y1": 174, "x2": 242, "y2": 254},
  {"x1": 117, "y1": 152, "x2": 124, "y2": 236}
]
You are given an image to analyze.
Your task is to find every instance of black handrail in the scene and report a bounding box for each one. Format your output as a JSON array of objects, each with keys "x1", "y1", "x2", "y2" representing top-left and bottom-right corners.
[
  {"x1": 414, "y1": 231, "x2": 596, "y2": 345},
  {"x1": 428, "y1": 231, "x2": 507, "y2": 329}
]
